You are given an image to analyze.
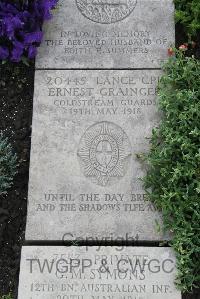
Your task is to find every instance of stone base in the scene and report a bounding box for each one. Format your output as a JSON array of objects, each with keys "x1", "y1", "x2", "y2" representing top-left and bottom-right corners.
[{"x1": 18, "y1": 246, "x2": 181, "y2": 299}]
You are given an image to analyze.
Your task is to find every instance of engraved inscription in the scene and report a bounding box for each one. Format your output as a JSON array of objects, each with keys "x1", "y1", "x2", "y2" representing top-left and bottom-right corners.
[
  {"x1": 76, "y1": 0, "x2": 137, "y2": 24},
  {"x1": 78, "y1": 121, "x2": 131, "y2": 186},
  {"x1": 18, "y1": 247, "x2": 181, "y2": 299},
  {"x1": 26, "y1": 70, "x2": 165, "y2": 241}
]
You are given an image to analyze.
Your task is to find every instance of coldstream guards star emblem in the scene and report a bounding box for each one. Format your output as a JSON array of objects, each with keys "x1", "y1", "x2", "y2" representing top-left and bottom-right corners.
[
  {"x1": 77, "y1": 121, "x2": 132, "y2": 186},
  {"x1": 76, "y1": 0, "x2": 137, "y2": 24}
]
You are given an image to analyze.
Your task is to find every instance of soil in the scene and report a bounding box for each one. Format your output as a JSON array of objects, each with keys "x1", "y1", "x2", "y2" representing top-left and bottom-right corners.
[
  {"x1": 0, "y1": 62, "x2": 34, "y2": 298},
  {"x1": 0, "y1": 25, "x2": 199, "y2": 299}
]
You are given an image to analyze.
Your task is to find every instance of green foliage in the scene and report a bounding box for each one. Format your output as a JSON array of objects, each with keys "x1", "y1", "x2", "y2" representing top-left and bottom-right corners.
[
  {"x1": 0, "y1": 294, "x2": 12, "y2": 299},
  {"x1": 143, "y1": 50, "x2": 200, "y2": 292},
  {"x1": 0, "y1": 135, "x2": 17, "y2": 195},
  {"x1": 174, "y1": 0, "x2": 200, "y2": 38}
]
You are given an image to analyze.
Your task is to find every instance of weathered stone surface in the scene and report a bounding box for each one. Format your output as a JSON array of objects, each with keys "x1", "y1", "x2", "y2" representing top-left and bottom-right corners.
[
  {"x1": 36, "y1": 0, "x2": 175, "y2": 69},
  {"x1": 26, "y1": 69, "x2": 166, "y2": 241},
  {"x1": 18, "y1": 246, "x2": 181, "y2": 299}
]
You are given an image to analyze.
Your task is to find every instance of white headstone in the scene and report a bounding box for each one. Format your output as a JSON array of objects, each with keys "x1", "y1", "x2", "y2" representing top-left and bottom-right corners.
[
  {"x1": 36, "y1": 0, "x2": 175, "y2": 69},
  {"x1": 18, "y1": 246, "x2": 181, "y2": 299},
  {"x1": 25, "y1": 69, "x2": 167, "y2": 241}
]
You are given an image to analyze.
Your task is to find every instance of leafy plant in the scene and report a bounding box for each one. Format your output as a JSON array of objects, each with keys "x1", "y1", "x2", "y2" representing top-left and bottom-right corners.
[
  {"x1": 0, "y1": 135, "x2": 18, "y2": 195},
  {"x1": 143, "y1": 50, "x2": 200, "y2": 292},
  {"x1": 0, "y1": 0, "x2": 58, "y2": 62},
  {"x1": 174, "y1": 0, "x2": 200, "y2": 38},
  {"x1": 0, "y1": 294, "x2": 12, "y2": 299}
]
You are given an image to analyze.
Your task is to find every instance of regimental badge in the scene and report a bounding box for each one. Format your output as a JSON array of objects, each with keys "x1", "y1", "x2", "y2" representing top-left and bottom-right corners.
[
  {"x1": 78, "y1": 121, "x2": 132, "y2": 186},
  {"x1": 76, "y1": 0, "x2": 137, "y2": 24}
]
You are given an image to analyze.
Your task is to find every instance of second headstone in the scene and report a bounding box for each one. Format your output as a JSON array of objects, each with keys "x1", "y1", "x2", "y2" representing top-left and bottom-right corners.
[{"x1": 26, "y1": 70, "x2": 166, "y2": 241}]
